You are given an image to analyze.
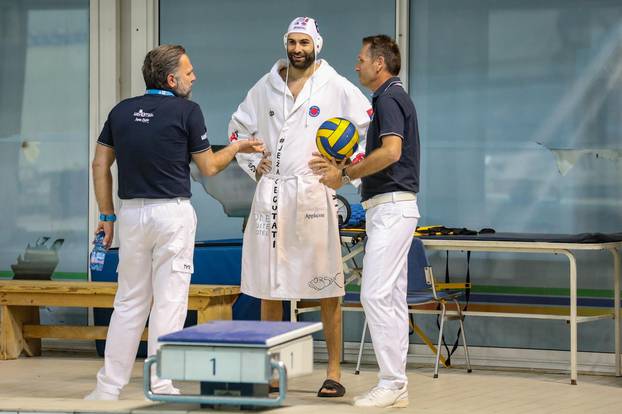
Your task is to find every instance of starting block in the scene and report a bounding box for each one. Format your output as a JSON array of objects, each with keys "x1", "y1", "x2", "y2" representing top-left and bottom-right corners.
[{"x1": 144, "y1": 320, "x2": 323, "y2": 407}]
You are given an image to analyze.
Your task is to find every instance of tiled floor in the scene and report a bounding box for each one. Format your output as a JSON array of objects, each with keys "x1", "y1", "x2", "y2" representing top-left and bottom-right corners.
[{"x1": 0, "y1": 350, "x2": 620, "y2": 413}]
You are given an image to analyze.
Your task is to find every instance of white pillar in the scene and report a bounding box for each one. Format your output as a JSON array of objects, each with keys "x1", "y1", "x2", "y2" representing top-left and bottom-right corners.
[
  {"x1": 89, "y1": 0, "x2": 120, "y2": 277},
  {"x1": 396, "y1": 0, "x2": 410, "y2": 92}
]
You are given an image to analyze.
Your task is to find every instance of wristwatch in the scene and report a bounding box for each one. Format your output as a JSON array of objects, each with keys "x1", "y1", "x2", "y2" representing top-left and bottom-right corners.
[
  {"x1": 341, "y1": 167, "x2": 351, "y2": 185},
  {"x1": 99, "y1": 213, "x2": 117, "y2": 222}
]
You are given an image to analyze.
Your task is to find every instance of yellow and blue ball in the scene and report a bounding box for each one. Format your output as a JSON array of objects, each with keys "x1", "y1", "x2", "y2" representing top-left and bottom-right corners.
[{"x1": 315, "y1": 117, "x2": 359, "y2": 161}]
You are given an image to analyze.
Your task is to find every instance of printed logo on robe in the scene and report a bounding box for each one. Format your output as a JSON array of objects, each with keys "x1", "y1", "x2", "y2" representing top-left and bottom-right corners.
[
  {"x1": 309, "y1": 105, "x2": 320, "y2": 117},
  {"x1": 229, "y1": 130, "x2": 238, "y2": 142},
  {"x1": 254, "y1": 213, "x2": 270, "y2": 237},
  {"x1": 352, "y1": 153, "x2": 365, "y2": 164},
  {"x1": 367, "y1": 108, "x2": 374, "y2": 119},
  {"x1": 308, "y1": 272, "x2": 343, "y2": 291},
  {"x1": 269, "y1": 109, "x2": 275, "y2": 117},
  {"x1": 305, "y1": 212, "x2": 325, "y2": 220}
]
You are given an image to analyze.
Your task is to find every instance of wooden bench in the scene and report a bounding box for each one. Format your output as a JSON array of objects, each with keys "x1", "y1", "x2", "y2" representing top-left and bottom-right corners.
[{"x1": 0, "y1": 280, "x2": 240, "y2": 360}]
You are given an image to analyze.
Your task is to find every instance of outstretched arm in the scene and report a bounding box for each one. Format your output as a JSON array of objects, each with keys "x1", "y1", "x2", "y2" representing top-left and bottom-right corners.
[{"x1": 192, "y1": 139, "x2": 265, "y2": 176}]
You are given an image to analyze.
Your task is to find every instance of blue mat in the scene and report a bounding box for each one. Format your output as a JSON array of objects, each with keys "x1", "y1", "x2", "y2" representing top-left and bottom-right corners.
[
  {"x1": 159, "y1": 321, "x2": 320, "y2": 346},
  {"x1": 346, "y1": 204, "x2": 365, "y2": 227}
]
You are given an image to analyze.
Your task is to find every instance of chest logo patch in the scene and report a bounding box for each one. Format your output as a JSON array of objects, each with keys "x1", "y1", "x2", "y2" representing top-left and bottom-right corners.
[
  {"x1": 269, "y1": 109, "x2": 275, "y2": 117},
  {"x1": 309, "y1": 105, "x2": 320, "y2": 117},
  {"x1": 133, "y1": 109, "x2": 154, "y2": 123}
]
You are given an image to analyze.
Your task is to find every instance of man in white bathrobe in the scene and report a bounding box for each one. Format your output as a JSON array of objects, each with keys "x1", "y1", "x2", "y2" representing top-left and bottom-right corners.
[{"x1": 230, "y1": 17, "x2": 372, "y2": 397}]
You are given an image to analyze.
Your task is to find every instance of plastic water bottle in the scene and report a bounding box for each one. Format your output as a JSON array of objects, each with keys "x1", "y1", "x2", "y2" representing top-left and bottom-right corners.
[{"x1": 89, "y1": 231, "x2": 107, "y2": 272}]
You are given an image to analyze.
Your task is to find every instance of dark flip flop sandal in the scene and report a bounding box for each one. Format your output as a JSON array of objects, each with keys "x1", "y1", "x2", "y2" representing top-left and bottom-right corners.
[{"x1": 317, "y1": 379, "x2": 346, "y2": 398}]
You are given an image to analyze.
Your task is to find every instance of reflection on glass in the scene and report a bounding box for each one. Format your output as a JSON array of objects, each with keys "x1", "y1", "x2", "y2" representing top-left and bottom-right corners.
[
  {"x1": 0, "y1": 0, "x2": 89, "y2": 280},
  {"x1": 410, "y1": 0, "x2": 622, "y2": 352},
  {"x1": 411, "y1": 0, "x2": 622, "y2": 233}
]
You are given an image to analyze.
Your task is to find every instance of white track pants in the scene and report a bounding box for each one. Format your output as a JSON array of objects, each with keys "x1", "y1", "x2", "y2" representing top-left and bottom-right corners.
[
  {"x1": 360, "y1": 196, "x2": 419, "y2": 389},
  {"x1": 95, "y1": 198, "x2": 197, "y2": 395}
]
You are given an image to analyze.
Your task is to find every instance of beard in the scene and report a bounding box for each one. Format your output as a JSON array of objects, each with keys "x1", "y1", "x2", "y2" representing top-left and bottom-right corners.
[
  {"x1": 287, "y1": 50, "x2": 315, "y2": 69},
  {"x1": 173, "y1": 76, "x2": 192, "y2": 99},
  {"x1": 176, "y1": 90, "x2": 192, "y2": 99},
  {"x1": 173, "y1": 85, "x2": 192, "y2": 99}
]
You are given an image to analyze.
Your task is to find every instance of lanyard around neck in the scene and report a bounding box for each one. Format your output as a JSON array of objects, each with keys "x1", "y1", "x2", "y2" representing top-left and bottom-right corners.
[{"x1": 145, "y1": 89, "x2": 174, "y2": 96}]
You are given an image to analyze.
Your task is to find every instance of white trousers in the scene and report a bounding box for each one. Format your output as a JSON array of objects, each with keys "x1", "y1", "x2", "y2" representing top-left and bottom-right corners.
[
  {"x1": 360, "y1": 196, "x2": 419, "y2": 389},
  {"x1": 95, "y1": 198, "x2": 197, "y2": 395}
]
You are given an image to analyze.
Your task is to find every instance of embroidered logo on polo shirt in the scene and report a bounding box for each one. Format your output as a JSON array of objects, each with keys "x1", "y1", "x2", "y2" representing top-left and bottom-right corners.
[
  {"x1": 133, "y1": 109, "x2": 154, "y2": 123},
  {"x1": 201, "y1": 132, "x2": 208, "y2": 141}
]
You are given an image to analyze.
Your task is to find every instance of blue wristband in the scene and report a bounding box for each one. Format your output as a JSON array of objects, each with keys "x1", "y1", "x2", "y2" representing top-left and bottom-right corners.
[{"x1": 99, "y1": 213, "x2": 117, "y2": 222}]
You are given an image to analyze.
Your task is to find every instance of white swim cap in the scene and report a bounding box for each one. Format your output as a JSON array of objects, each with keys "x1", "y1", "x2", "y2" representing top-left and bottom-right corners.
[{"x1": 283, "y1": 16, "x2": 323, "y2": 55}]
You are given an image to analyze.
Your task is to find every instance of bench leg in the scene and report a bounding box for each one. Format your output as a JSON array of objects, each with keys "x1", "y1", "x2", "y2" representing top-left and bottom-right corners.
[
  {"x1": 0, "y1": 305, "x2": 41, "y2": 359},
  {"x1": 197, "y1": 295, "x2": 236, "y2": 324}
]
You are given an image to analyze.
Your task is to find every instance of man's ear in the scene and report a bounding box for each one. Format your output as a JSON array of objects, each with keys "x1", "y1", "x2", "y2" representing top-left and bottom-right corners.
[
  {"x1": 376, "y1": 56, "x2": 385, "y2": 74},
  {"x1": 166, "y1": 73, "x2": 176, "y2": 89}
]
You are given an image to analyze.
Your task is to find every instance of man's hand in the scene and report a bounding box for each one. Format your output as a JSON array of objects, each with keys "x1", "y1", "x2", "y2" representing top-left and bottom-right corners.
[
  {"x1": 92, "y1": 143, "x2": 116, "y2": 246},
  {"x1": 193, "y1": 138, "x2": 264, "y2": 176},
  {"x1": 308, "y1": 152, "x2": 347, "y2": 190},
  {"x1": 95, "y1": 221, "x2": 115, "y2": 249},
  {"x1": 255, "y1": 151, "x2": 272, "y2": 180},
  {"x1": 236, "y1": 138, "x2": 264, "y2": 154}
]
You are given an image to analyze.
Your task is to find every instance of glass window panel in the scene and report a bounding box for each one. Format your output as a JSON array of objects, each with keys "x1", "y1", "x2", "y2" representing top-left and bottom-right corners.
[
  {"x1": 0, "y1": 0, "x2": 89, "y2": 281},
  {"x1": 410, "y1": 0, "x2": 622, "y2": 233},
  {"x1": 410, "y1": 0, "x2": 622, "y2": 352}
]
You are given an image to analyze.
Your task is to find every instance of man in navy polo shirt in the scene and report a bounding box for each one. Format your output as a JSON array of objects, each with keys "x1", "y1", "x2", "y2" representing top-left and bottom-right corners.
[
  {"x1": 309, "y1": 35, "x2": 420, "y2": 408},
  {"x1": 86, "y1": 45, "x2": 263, "y2": 401}
]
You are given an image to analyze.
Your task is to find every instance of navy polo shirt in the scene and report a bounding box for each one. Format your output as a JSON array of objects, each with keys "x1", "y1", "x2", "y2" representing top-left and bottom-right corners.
[
  {"x1": 98, "y1": 92, "x2": 211, "y2": 199},
  {"x1": 361, "y1": 77, "x2": 420, "y2": 202}
]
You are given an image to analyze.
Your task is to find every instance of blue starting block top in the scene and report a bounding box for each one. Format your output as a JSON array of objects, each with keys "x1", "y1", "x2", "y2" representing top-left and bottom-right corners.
[{"x1": 159, "y1": 320, "x2": 323, "y2": 348}]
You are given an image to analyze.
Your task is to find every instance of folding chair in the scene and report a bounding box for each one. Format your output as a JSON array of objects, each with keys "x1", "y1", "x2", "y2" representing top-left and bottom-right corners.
[{"x1": 346, "y1": 238, "x2": 472, "y2": 378}]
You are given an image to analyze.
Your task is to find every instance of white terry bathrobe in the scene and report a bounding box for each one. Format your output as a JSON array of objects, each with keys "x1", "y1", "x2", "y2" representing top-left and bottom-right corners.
[{"x1": 230, "y1": 59, "x2": 371, "y2": 300}]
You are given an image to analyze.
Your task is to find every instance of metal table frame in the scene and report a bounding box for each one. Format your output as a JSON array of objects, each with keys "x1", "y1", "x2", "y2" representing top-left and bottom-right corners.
[{"x1": 337, "y1": 234, "x2": 622, "y2": 385}]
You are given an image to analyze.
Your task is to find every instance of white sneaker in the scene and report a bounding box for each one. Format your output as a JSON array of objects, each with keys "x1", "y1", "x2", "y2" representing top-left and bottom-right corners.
[
  {"x1": 145, "y1": 386, "x2": 180, "y2": 402},
  {"x1": 353, "y1": 385, "x2": 408, "y2": 408},
  {"x1": 84, "y1": 389, "x2": 119, "y2": 401},
  {"x1": 152, "y1": 385, "x2": 180, "y2": 395}
]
